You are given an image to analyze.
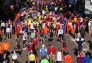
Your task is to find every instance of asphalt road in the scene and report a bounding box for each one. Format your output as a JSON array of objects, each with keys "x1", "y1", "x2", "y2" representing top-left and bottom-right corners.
[{"x1": 6, "y1": 33, "x2": 92, "y2": 63}]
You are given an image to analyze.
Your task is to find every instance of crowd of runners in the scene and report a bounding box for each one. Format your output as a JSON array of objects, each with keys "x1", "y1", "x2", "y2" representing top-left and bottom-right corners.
[{"x1": 0, "y1": 0, "x2": 92, "y2": 63}]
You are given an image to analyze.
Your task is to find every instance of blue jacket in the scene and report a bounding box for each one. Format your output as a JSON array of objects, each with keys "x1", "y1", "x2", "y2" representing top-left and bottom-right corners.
[{"x1": 84, "y1": 56, "x2": 91, "y2": 63}]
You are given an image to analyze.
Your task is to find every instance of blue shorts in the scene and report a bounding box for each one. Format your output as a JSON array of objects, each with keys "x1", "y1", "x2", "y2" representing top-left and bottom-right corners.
[{"x1": 6, "y1": 32, "x2": 11, "y2": 35}]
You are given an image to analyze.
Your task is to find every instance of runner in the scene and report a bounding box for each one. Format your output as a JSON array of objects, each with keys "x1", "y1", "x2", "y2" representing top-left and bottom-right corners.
[
  {"x1": 64, "y1": 52, "x2": 73, "y2": 63},
  {"x1": 40, "y1": 44, "x2": 47, "y2": 59}
]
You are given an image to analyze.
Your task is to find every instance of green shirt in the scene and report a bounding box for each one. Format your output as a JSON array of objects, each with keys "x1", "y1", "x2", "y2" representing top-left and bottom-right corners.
[{"x1": 40, "y1": 59, "x2": 49, "y2": 63}]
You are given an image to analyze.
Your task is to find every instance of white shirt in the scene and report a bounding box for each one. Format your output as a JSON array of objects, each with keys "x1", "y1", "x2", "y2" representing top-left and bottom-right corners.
[
  {"x1": 23, "y1": 35, "x2": 27, "y2": 40},
  {"x1": 30, "y1": 23, "x2": 35, "y2": 29},
  {"x1": 58, "y1": 29, "x2": 64, "y2": 35},
  {"x1": 42, "y1": 10, "x2": 45, "y2": 14},
  {"x1": 12, "y1": 52, "x2": 17, "y2": 60},
  {"x1": 6, "y1": 27, "x2": 11, "y2": 32},
  {"x1": 24, "y1": 21, "x2": 28, "y2": 25},
  {"x1": 55, "y1": 7, "x2": 58, "y2": 11},
  {"x1": 10, "y1": 24, "x2": 12, "y2": 31},
  {"x1": 1, "y1": 22, "x2": 5, "y2": 27},
  {"x1": 56, "y1": 51, "x2": 63, "y2": 61}
]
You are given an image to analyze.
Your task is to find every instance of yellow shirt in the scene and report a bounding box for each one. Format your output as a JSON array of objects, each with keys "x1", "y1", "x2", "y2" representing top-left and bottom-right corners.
[
  {"x1": 60, "y1": 7, "x2": 63, "y2": 10},
  {"x1": 45, "y1": 6, "x2": 48, "y2": 11},
  {"x1": 28, "y1": 18, "x2": 33, "y2": 25},
  {"x1": 74, "y1": 18, "x2": 77, "y2": 22},
  {"x1": 34, "y1": 16, "x2": 37, "y2": 19},
  {"x1": 36, "y1": 22, "x2": 39, "y2": 26},
  {"x1": 28, "y1": 54, "x2": 36, "y2": 61},
  {"x1": 39, "y1": 15, "x2": 41, "y2": 19},
  {"x1": 53, "y1": 24, "x2": 56, "y2": 28}
]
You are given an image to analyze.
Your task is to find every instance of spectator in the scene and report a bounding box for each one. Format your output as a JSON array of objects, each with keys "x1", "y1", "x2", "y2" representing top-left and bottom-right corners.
[
  {"x1": 6, "y1": 25, "x2": 12, "y2": 39},
  {"x1": 1, "y1": 21, "x2": 6, "y2": 34}
]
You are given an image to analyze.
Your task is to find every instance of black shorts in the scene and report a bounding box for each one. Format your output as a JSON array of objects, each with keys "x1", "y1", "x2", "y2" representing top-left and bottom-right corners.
[
  {"x1": 59, "y1": 34, "x2": 62, "y2": 38},
  {"x1": 30, "y1": 61, "x2": 35, "y2": 63},
  {"x1": 56, "y1": 61, "x2": 62, "y2": 63},
  {"x1": 12, "y1": 59, "x2": 17, "y2": 62}
]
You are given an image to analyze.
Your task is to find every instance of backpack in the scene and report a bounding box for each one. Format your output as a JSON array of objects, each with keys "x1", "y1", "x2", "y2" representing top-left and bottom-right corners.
[{"x1": 41, "y1": 48, "x2": 47, "y2": 56}]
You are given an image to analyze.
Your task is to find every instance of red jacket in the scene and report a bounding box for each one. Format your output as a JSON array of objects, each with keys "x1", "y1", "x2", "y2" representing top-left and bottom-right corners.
[{"x1": 47, "y1": 47, "x2": 56, "y2": 54}]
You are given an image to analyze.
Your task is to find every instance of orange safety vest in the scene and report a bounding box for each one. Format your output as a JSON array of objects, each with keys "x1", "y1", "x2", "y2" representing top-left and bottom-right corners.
[{"x1": 64, "y1": 55, "x2": 72, "y2": 63}]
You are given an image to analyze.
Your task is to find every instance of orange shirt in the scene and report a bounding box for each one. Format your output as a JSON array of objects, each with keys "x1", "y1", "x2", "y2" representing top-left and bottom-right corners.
[
  {"x1": 2, "y1": 42, "x2": 10, "y2": 51},
  {"x1": 43, "y1": 27, "x2": 49, "y2": 34},
  {"x1": 64, "y1": 55, "x2": 72, "y2": 63}
]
